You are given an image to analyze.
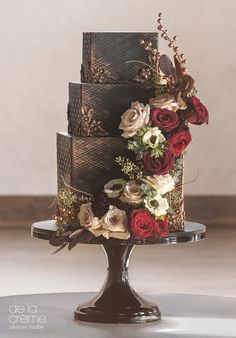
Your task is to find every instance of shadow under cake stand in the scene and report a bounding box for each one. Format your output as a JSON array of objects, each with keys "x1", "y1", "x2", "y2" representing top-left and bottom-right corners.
[{"x1": 31, "y1": 221, "x2": 205, "y2": 324}]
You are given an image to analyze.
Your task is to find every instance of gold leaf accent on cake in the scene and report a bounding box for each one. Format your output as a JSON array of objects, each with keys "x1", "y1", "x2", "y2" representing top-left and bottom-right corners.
[
  {"x1": 166, "y1": 169, "x2": 184, "y2": 232},
  {"x1": 78, "y1": 107, "x2": 109, "y2": 136},
  {"x1": 91, "y1": 66, "x2": 114, "y2": 84},
  {"x1": 168, "y1": 212, "x2": 185, "y2": 232}
]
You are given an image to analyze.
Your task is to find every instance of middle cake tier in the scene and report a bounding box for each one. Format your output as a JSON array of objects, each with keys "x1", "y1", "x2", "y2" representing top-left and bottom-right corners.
[{"x1": 67, "y1": 82, "x2": 155, "y2": 137}]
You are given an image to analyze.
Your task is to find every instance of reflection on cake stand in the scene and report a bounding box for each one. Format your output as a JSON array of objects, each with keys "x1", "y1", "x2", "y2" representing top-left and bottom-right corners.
[{"x1": 31, "y1": 221, "x2": 205, "y2": 324}]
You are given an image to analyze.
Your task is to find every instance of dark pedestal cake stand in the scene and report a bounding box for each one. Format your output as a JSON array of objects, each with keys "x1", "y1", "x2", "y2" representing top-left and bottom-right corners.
[{"x1": 31, "y1": 221, "x2": 205, "y2": 324}]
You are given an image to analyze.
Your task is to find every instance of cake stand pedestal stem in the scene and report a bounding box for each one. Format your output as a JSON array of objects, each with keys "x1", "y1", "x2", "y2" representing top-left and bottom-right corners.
[{"x1": 74, "y1": 244, "x2": 161, "y2": 323}]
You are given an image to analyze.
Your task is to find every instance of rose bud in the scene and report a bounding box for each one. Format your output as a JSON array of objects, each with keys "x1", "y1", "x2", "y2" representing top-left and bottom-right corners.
[
  {"x1": 168, "y1": 130, "x2": 192, "y2": 157},
  {"x1": 184, "y1": 96, "x2": 209, "y2": 125}
]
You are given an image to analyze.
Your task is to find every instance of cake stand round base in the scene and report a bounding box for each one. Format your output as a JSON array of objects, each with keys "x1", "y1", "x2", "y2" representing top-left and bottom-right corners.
[
  {"x1": 74, "y1": 245, "x2": 160, "y2": 323},
  {"x1": 75, "y1": 297, "x2": 160, "y2": 324}
]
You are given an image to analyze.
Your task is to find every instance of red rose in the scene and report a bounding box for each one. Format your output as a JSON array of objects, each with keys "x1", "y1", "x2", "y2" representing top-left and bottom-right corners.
[
  {"x1": 155, "y1": 217, "x2": 169, "y2": 237},
  {"x1": 130, "y1": 209, "x2": 169, "y2": 239},
  {"x1": 151, "y1": 108, "x2": 180, "y2": 132},
  {"x1": 184, "y1": 96, "x2": 209, "y2": 125},
  {"x1": 143, "y1": 150, "x2": 174, "y2": 175},
  {"x1": 168, "y1": 130, "x2": 191, "y2": 157}
]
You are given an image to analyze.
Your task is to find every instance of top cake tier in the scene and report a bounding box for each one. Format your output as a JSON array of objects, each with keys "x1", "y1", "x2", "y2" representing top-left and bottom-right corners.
[{"x1": 81, "y1": 32, "x2": 158, "y2": 84}]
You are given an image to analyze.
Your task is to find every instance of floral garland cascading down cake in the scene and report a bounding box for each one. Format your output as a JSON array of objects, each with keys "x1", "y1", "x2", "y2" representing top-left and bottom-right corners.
[{"x1": 53, "y1": 14, "x2": 209, "y2": 249}]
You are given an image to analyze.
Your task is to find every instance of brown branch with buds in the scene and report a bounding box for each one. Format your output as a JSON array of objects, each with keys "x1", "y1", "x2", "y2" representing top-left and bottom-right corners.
[
  {"x1": 131, "y1": 38, "x2": 169, "y2": 84},
  {"x1": 130, "y1": 39, "x2": 163, "y2": 83},
  {"x1": 157, "y1": 12, "x2": 187, "y2": 73},
  {"x1": 139, "y1": 39, "x2": 160, "y2": 71}
]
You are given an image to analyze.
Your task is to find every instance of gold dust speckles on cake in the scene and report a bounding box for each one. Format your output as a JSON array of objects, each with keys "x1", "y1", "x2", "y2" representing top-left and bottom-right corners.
[{"x1": 91, "y1": 66, "x2": 114, "y2": 84}]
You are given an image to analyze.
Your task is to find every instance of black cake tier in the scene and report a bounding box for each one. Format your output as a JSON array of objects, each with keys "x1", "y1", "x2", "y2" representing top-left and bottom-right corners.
[
  {"x1": 81, "y1": 32, "x2": 158, "y2": 84},
  {"x1": 57, "y1": 132, "x2": 129, "y2": 194},
  {"x1": 67, "y1": 82, "x2": 155, "y2": 137},
  {"x1": 57, "y1": 130, "x2": 184, "y2": 231}
]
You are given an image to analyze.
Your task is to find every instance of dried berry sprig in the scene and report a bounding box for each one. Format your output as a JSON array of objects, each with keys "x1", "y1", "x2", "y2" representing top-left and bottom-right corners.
[
  {"x1": 157, "y1": 12, "x2": 188, "y2": 73},
  {"x1": 52, "y1": 177, "x2": 92, "y2": 235},
  {"x1": 53, "y1": 189, "x2": 79, "y2": 234},
  {"x1": 131, "y1": 38, "x2": 170, "y2": 86},
  {"x1": 139, "y1": 39, "x2": 160, "y2": 71}
]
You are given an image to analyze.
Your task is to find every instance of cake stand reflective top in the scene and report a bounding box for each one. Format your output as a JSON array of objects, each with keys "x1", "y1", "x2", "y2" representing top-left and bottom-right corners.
[
  {"x1": 32, "y1": 220, "x2": 205, "y2": 245},
  {"x1": 31, "y1": 221, "x2": 206, "y2": 324}
]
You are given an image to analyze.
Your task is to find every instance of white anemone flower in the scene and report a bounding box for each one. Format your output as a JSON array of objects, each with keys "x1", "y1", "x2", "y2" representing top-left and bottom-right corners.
[
  {"x1": 142, "y1": 127, "x2": 166, "y2": 149},
  {"x1": 104, "y1": 178, "x2": 126, "y2": 198},
  {"x1": 144, "y1": 194, "x2": 169, "y2": 217}
]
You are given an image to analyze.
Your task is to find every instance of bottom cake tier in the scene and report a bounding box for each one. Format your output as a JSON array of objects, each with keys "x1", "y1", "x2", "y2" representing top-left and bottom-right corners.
[
  {"x1": 57, "y1": 132, "x2": 129, "y2": 194},
  {"x1": 57, "y1": 132, "x2": 184, "y2": 232}
]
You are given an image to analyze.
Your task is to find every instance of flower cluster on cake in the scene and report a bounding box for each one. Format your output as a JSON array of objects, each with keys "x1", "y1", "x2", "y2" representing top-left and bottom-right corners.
[{"x1": 51, "y1": 14, "x2": 208, "y2": 251}]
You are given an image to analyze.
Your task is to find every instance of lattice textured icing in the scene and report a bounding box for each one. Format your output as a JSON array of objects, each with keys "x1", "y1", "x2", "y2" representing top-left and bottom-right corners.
[{"x1": 81, "y1": 32, "x2": 158, "y2": 83}]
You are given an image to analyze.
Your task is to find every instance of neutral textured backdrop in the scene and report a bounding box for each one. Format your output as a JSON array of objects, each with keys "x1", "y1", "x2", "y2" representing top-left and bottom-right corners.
[{"x1": 0, "y1": 0, "x2": 235, "y2": 195}]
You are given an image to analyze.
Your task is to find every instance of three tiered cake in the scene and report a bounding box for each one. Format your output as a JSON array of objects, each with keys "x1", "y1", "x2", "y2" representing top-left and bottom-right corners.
[{"x1": 52, "y1": 14, "x2": 208, "y2": 249}]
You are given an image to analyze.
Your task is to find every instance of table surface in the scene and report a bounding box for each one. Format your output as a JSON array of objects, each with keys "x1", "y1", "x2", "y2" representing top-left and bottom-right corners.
[
  {"x1": 31, "y1": 220, "x2": 206, "y2": 245},
  {"x1": 1, "y1": 292, "x2": 236, "y2": 337}
]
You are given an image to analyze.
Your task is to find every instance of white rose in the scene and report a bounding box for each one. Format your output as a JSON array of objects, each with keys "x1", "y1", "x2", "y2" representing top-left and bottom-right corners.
[
  {"x1": 143, "y1": 174, "x2": 175, "y2": 195},
  {"x1": 149, "y1": 94, "x2": 181, "y2": 112},
  {"x1": 119, "y1": 101, "x2": 150, "y2": 138},
  {"x1": 102, "y1": 206, "x2": 127, "y2": 232},
  {"x1": 120, "y1": 180, "x2": 143, "y2": 205},
  {"x1": 78, "y1": 203, "x2": 95, "y2": 228},
  {"x1": 142, "y1": 127, "x2": 165, "y2": 148},
  {"x1": 144, "y1": 194, "x2": 169, "y2": 217}
]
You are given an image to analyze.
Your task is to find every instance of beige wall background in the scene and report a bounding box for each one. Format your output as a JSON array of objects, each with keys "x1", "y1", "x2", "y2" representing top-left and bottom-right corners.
[{"x1": 0, "y1": 0, "x2": 235, "y2": 195}]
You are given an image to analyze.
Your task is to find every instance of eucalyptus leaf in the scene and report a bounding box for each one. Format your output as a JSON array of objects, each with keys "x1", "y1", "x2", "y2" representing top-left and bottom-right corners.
[
  {"x1": 67, "y1": 229, "x2": 94, "y2": 250},
  {"x1": 51, "y1": 243, "x2": 68, "y2": 255},
  {"x1": 159, "y1": 54, "x2": 175, "y2": 76},
  {"x1": 49, "y1": 233, "x2": 68, "y2": 247},
  {"x1": 68, "y1": 237, "x2": 78, "y2": 251},
  {"x1": 69, "y1": 228, "x2": 83, "y2": 239},
  {"x1": 74, "y1": 230, "x2": 94, "y2": 244}
]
